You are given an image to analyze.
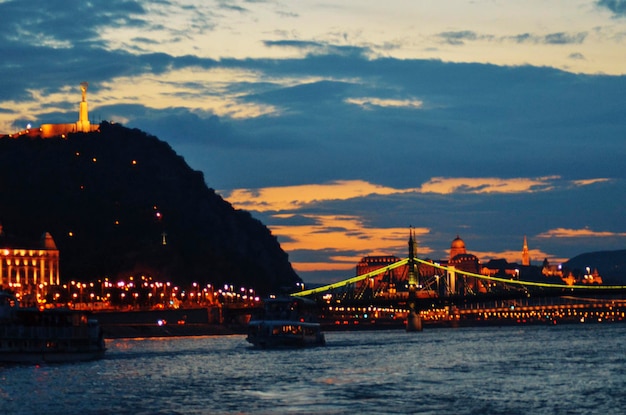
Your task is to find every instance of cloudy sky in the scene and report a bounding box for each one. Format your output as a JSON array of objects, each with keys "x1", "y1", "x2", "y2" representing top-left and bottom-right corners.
[{"x1": 1, "y1": 0, "x2": 625, "y2": 284}]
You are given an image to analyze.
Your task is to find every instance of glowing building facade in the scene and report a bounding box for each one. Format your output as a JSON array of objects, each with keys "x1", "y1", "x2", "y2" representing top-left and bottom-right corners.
[{"x1": 0, "y1": 227, "x2": 60, "y2": 304}]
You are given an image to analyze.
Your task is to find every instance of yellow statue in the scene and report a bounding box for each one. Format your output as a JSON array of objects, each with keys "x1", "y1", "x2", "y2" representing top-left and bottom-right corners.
[{"x1": 80, "y1": 82, "x2": 88, "y2": 102}]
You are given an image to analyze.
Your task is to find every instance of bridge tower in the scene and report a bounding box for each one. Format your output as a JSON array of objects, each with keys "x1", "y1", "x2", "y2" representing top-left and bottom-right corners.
[
  {"x1": 407, "y1": 227, "x2": 419, "y2": 291},
  {"x1": 406, "y1": 227, "x2": 423, "y2": 331}
]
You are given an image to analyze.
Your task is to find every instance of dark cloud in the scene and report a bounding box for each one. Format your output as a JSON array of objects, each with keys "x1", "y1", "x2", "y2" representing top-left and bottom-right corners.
[
  {"x1": 217, "y1": 3, "x2": 248, "y2": 13},
  {"x1": 132, "y1": 37, "x2": 162, "y2": 45},
  {"x1": 511, "y1": 33, "x2": 532, "y2": 43},
  {"x1": 508, "y1": 32, "x2": 587, "y2": 45},
  {"x1": 264, "y1": 40, "x2": 371, "y2": 57},
  {"x1": 437, "y1": 30, "x2": 480, "y2": 45},
  {"x1": 0, "y1": 0, "x2": 148, "y2": 47},
  {"x1": 543, "y1": 32, "x2": 587, "y2": 44},
  {"x1": 81, "y1": 51, "x2": 622, "y2": 193},
  {"x1": 597, "y1": 0, "x2": 626, "y2": 17},
  {"x1": 98, "y1": 104, "x2": 235, "y2": 146},
  {"x1": 264, "y1": 40, "x2": 327, "y2": 49},
  {"x1": 0, "y1": 0, "x2": 223, "y2": 101},
  {"x1": 258, "y1": 214, "x2": 322, "y2": 227},
  {"x1": 249, "y1": 80, "x2": 356, "y2": 107},
  {"x1": 0, "y1": 44, "x2": 186, "y2": 101},
  {"x1": 441, "y1": 30, "x2": 588, "y2": 46}
]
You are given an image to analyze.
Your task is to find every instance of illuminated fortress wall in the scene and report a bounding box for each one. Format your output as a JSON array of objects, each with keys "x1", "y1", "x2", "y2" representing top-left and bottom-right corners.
[
  {"x1": 40, "y1": 123, "x2": 81, "y2": 137},
  {"x1": 1, "y1": 82, "x2": 100, "y2": 139}
]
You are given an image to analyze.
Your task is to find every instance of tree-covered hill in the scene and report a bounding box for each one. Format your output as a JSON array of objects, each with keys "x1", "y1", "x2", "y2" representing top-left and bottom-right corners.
[
  {"x1": 0, "y1": 122, "x2": 300, "y2": 295},
  {"x1": 564, "y1": 250, "x2": 626, "y2": 285}
]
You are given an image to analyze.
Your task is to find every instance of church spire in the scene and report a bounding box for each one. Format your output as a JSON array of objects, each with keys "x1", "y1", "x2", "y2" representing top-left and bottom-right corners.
[{"x1": 522, "y1": 235, "x2": 530, "y2": 266}]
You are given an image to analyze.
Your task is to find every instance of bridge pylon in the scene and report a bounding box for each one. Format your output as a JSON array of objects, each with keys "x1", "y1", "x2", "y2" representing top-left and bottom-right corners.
[{"x1": 406, "y1": 227, "x2": 423, "y2": 332}]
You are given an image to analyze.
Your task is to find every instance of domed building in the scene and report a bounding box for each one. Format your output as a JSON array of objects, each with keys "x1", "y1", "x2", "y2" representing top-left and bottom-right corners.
[
  {"x1": 448, "y1": 235, "x2": 485, "y2": 294},
  {"x1": 450, "y1": 235, "x2": 467, "y2": 260}
]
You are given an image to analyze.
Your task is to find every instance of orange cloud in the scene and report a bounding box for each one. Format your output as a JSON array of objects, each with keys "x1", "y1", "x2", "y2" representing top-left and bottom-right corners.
[
  {"x1": 418, "y1": 176, "x2": 560, "y2": 194},
  {"x1": 272, "y1": 214, "x2": 429, "y2": 252},
  {"x1": 572, "y1": 178, "x2": 610, "y2": 186},
  {"x1": 291, "y1": 261, "x2": 356, "y2": 273},
  {"x1": 269, "y1": 214, "x2": 431, "y2": 271},
  {"x1": 223, "y1": 180, "x2": 415, "y2": 211},
  {"x1": 537, "y1": 228, "x2": 626, "y2": 238},
  {"x1": 222, "y1": 176, "x2": 611, "y2": 213}
]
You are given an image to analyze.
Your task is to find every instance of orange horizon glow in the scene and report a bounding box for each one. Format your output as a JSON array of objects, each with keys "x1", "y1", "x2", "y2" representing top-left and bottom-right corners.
[
  {"x1": 220, "y1": 178, "x2": 618, "y2": 275},
  {"x1": 271, "y1": 214, "x2": 431, "y2": 254}
]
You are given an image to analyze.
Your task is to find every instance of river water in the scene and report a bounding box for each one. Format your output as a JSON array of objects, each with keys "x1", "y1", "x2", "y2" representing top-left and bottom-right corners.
[{"x1": 1, "y1": 324, "x2": 625, "y2": 414}]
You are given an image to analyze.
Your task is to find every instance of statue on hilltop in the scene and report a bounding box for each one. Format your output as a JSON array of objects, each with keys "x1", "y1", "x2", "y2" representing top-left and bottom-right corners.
[{"x1": 80, "y1": 82, "x2": 88, "y2": 102}]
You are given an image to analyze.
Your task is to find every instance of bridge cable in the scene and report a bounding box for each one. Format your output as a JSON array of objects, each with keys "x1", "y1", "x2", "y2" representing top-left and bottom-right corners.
[
  {"x1": 292, "y1": 257, "x2": 626, "y2": 297},
  {"x1": 292, "y1": 259, "x2": 409, "y2": 297},
  {"x1": 414, "y1": 258, "x2": 626, "y2": 290}
]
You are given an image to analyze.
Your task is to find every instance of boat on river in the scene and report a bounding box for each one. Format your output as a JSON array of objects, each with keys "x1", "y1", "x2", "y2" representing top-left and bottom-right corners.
[
  {"x1": 0, "y1": 291, "x2": 106, "y2": 363},
  {"x1": 246, "y1": 297, "x2": 325, "y2": 348}
]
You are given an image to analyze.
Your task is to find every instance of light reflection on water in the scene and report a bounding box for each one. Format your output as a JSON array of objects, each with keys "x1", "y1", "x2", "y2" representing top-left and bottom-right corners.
[{"x1": 1, "y1": 325, "x2": 625, "y2": 414}]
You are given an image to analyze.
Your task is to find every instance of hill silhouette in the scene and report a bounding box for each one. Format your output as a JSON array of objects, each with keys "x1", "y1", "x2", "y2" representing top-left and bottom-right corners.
[
  {"x1": 564, "y1": 250, "x2": 626, "y2": 285},
  {"x1": 0, "y1": 122, "x2": 300, "y2": 295}
]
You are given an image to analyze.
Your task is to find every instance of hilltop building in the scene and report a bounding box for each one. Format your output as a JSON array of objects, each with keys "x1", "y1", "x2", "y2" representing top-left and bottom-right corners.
[
  {"x1": 2, "y1": 82, "x2": 99, "y2": 139},
  {"x1": 0, "y1": 225, "x2": 60, "y2": 305}
]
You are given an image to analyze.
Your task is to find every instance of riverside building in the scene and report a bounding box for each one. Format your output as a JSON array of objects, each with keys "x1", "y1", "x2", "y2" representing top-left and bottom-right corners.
[{"x1": 0, "y1": 225, "x2": 60, "y2": 305}]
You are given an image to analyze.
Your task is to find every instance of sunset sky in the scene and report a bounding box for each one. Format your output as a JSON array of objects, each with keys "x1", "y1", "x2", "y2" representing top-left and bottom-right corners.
[{"x1": 1, "y1": 0, "x2": 625, "y2": 284}]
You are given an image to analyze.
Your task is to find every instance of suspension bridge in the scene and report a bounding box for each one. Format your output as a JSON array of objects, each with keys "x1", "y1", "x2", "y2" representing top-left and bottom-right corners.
[{"x1": 291, "y1": 235, "x2": 626, "y2": 330}]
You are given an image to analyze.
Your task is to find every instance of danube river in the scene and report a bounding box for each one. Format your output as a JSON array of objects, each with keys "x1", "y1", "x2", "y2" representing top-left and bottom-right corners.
[{"x1": 2, "y1": 324, "x2": 625, "y2": 414}]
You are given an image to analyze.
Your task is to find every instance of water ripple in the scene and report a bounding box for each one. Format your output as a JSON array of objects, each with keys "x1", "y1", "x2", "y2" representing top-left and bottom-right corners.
[{"x1": 1, "y1": 325, "x2": 625, "y2": 414}]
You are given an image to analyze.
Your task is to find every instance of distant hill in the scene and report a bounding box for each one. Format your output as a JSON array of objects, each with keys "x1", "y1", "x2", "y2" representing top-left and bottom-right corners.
[
  {"x1": 0, "y1": 122, "x2": 300, "y2": 295},
  {"x1": 563, "y1": 250, "x2": 626, "y2": 285}
]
